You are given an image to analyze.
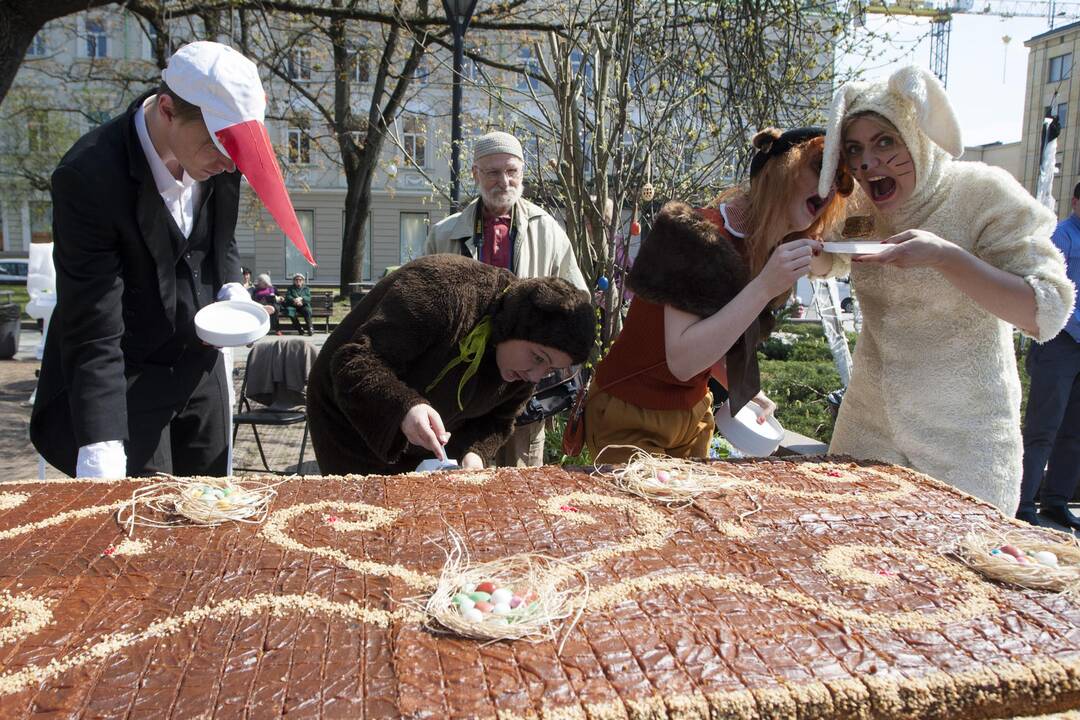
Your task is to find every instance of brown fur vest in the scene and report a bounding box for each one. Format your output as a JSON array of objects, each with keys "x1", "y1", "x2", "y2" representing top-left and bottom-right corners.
[{"x1": 628, "y1": 201, "x2": 773, "y2": 413}]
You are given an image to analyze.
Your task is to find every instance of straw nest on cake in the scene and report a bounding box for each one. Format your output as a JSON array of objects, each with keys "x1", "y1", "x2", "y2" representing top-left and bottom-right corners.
[
  {"x1": 955, "y1": 531, "x2": 1080, "y2": 595},
  {"x1": 596, "y1": 445, "x2": 739, "y2": 506},
  {"x1": 116, "y1": 476, "x2": 279, "y2": 533},
  {"x1": 421, "y1": 530, "x2": 587, "y2": 646}
]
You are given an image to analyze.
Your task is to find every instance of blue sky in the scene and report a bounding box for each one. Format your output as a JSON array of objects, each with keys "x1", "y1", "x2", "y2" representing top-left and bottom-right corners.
[{"x1": 837, "y1": 11, "x2": 1057, "y2": 145}]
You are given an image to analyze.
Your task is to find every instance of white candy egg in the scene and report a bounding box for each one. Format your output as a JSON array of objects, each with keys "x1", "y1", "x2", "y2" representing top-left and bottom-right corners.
[{"x1": 1033, "y1": 551, "x2": 1059, "y2": 567}]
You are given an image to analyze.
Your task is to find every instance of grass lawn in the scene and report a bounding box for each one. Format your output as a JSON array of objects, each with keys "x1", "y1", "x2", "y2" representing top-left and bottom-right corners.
[{"x1": 0, "y1": 285, "x2": 30, "y2": 319}]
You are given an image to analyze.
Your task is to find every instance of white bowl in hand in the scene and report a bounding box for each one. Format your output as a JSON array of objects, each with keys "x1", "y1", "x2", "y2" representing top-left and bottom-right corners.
[
  {"x1": 195, "y1": 300, "x2": 270, "y2": 347},
  {"x1": 713, "y1": 400, "x2": 784, "y2": 457}
]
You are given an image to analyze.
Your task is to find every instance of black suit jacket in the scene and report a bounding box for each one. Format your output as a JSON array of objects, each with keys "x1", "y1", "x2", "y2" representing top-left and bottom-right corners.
[{"x1": 31, "y1": 93, "x2": 242, "y2": 475}]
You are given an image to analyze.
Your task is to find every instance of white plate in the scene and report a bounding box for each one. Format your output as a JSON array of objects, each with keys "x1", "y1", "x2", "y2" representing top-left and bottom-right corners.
[
  {"x1": 822, "y1": 241, "x2": 890, "y2": 255},
  {"x1": 713, "y1": 400, "x2": 785, "y2": 457},
  {"x1": 194, "y1": 300, "x2": 270, "y2": 347}
]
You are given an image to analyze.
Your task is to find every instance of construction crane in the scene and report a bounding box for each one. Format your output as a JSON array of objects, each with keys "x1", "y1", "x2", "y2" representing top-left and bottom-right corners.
[{"x1": 852, "y1": 1, "x2": 1080, "y2": 86}]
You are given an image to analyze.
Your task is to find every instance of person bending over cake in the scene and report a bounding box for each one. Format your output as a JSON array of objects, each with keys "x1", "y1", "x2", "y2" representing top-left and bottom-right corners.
[
  {"x1": 814, "y1": 66, "x2": 1075, "y2": 514},
  {"x1": 584, "y1": 127, "x2": 851, "y2": 463},
  {"x1": 306, "y1": 254, "x2": 594, "y2": 475}
]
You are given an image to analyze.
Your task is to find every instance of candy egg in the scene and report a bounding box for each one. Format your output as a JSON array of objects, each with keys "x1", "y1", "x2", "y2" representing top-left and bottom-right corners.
[
  {"x1": 656, "y1": 470, "x2": 671, "y2": 483},
  {"x1": 452, "y1": 594, "x2": 473, "y2": 607},
  {"x1": 493, "y1": 602, "x2": 511, "y2": 615},
  {"x1": 462, "y1": 608, "x2": 484, "y2": 623},
  {"x1": 1033, "y1": 551, "x2": 1059, "y2": 567},
  {"x1": 999, "y1": 544, "x2": 1025, "y2": 560},
  {"x1": 491, "y1": 588, "x2": 513, "y2": 605},
  {"x1": 476, "y1": 581, "x2": 496, "y2": 594},
  {"x1": 462, "y1": 583, "x2": 476, "y2": 593},
  {"x1": 510, "y1": 595, "x2": 523, "y2": 609},
  {"x1": 474, "y1": 601, "x2": 494, "y2": 613},
  {"x1": 468, "y1": 591, "x2": 491, "y2": 603}
]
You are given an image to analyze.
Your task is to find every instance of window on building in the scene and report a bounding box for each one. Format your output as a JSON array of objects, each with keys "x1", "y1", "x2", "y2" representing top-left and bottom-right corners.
[
  {"x1": 352, "y1": 46, "x2": 370, "y2": 83},
  {"x1": 287, "y1": 127, "x2": 311, "y2": 164},
  {"x1": 401, "y1": 114, "x2": 426, "y2": 168},
  {"x1": 343, "y1": 211, "x2": 373, "y2": 280},
  {"x1": 461, "y1": 56, "x2": 479, "y2": 82},
  {"x1": 399, "y1": 212, "x2": 428, "y2": 263},
  {"x1": 288, "y1": 47, "x2": 312, "y2": 81},
  {"x1": 142, "y1": 23, "x2": 159, "y2": 60},
  {"x1": 85, "y1": 19, "x2": 108, "y2": 58},
  {"x1": 518, "y1": 46, "x2": 541, "y2": 91},
  {"x1": 26, "y1": 33, "x2": 46, "y2": 58},
  {"x1": 285, "y1": 210, "x2": 315, "y2": 280},
  {"x1": 1049, "y1": 53, "x2": 1072, "y2": 83},
  {"x1": 30, "y1": 202, "x2": 52, "y2": 243},
  {"x1": 413, "y1": 57, "x2": 431, "y2": 84},
  {"x1": 1058, "y1": 102, "x2": 1069, "y2": 129},
  {"x1": 27, "y1": 115, "x2": 47, "y2": 153}
]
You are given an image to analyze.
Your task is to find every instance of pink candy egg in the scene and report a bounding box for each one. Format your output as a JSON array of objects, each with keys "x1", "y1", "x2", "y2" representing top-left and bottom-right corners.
[
  {"x1": 474, "y1": 601, "x2": 494, "y2": 613},
  {"x1": 656, "y1": 470, "x2": 671, "y2": 483}
]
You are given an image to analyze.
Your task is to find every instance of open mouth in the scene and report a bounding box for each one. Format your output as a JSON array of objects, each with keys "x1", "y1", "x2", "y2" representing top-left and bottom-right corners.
[
  {"x1": 867, "y1": 175, "x2": 897, "y2": 203},
  {"x1": 805, "y1": 194, "x2": 826, "y2": 217}
]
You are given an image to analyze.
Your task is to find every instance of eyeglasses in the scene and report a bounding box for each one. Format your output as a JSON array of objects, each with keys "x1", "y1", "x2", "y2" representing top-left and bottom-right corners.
[{"x1": 480, "y1": 166, "x2": 523, "y2": 181}]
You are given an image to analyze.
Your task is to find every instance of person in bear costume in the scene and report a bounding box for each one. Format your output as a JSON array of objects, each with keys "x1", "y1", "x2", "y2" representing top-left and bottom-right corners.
[
  {"x1": 306, "y1": 254, "x2": 594, "y2": 475},
  {"x1": 816, "y1": 66, "x2": 1075, "y2": 514}
]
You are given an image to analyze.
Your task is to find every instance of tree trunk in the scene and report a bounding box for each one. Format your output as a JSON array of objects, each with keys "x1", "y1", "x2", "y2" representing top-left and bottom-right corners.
[{"x1": 339, "y1": 146, "x2": 382, "y2": 295}]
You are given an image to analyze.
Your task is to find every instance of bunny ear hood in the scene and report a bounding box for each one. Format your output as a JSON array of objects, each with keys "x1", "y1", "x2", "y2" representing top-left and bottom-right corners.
[{"x1": 818, "y1": 66, "x2": 963, "y2": 215}]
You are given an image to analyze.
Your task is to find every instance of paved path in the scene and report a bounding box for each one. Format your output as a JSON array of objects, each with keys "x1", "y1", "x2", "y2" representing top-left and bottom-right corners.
[{"x1": 1, "y1": 328, "x2": 325, "y2": 480}]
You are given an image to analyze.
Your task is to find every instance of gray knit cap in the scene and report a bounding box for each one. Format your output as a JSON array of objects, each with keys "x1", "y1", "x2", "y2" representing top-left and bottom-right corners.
[{"x1": 473, "y1": 131, "x2": 523, "y2": 162}]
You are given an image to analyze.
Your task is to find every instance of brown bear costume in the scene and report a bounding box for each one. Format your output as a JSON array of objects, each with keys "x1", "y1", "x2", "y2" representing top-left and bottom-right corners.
[{"x1": 306, "y1": 254, "x2": 593, "y2": 475}]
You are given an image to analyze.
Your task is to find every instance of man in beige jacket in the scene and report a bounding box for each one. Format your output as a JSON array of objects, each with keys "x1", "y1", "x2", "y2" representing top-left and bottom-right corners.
[{"x1": 425, "y1": 130, "x2": 587, "y2": 467}]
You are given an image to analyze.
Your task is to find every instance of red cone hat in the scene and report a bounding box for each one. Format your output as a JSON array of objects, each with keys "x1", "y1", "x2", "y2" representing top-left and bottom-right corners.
[{"x1": 163, "y1": 41, "x2": 315, "y2": 266}]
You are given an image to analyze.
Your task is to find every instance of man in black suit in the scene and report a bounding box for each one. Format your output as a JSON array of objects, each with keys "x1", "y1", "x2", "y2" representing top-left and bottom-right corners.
[{"x1": 31, "y1": 42, "x2": 313, "y2": 478}]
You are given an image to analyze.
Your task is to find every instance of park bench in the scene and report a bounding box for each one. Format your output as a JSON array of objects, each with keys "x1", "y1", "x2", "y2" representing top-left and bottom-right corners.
[{"x1": 275, "y1": 288, "x2": 335, "y2": 333}]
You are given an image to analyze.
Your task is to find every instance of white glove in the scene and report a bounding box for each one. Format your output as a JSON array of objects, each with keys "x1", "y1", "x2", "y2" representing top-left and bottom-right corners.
[
  {"x1": 76, "y1": 441, "x2": 127, "y2": 479},
  {"x1": 216, "y1": 282, "x2": 254, "y2": 303}
]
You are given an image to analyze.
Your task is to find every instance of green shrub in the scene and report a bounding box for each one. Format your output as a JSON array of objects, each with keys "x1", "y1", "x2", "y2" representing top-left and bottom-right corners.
[
  {"x1": 545, "y1": 414, "x2": 592, "y2": 466},
  {"x1": 759, "y1": 359, "x2": 841, "y2": 444},
  {"x1": 787, "y1": 338, "x2": 834, "y2": 362},
  {"x1": 759, "y1": 335, "x2": 793, "y2": 361},
  {"x1": 776, "y1": 322, "x2": 824, "y2": 338}
]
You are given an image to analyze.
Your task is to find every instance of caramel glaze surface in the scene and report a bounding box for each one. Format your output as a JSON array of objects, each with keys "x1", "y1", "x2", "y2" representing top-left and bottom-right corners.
[{"x1": 0, "y1": 458, "x2": 1077, "y2": 719}]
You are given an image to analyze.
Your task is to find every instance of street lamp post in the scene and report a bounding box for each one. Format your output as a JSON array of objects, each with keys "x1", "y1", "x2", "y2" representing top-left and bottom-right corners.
[{"x1": 442, "y1": 0, "x2": 478, "y2": 211}]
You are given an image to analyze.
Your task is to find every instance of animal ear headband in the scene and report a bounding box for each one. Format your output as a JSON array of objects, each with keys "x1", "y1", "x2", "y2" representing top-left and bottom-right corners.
[{"x1": 817, "y1": 65, "x2": 963, "y2": 199}]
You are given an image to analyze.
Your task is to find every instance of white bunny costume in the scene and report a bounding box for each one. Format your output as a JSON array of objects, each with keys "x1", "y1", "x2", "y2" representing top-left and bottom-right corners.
[{"x1": 816, "y1": 66, "x2": 1075, "y2": 514}]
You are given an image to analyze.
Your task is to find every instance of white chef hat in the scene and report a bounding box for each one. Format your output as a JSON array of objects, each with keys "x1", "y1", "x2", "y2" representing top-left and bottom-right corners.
[{"x1": 163, "y1": 41, "x2": 315, "y2": 266}]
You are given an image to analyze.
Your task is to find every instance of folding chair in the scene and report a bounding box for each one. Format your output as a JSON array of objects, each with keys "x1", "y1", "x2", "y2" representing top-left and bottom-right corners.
[{"x1": 232, "y1": 337, "x2": 315, "y2": 474}]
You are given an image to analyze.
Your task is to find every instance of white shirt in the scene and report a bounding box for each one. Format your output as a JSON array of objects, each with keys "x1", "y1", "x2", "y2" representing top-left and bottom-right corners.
[{"x1": 134, "y1": 96, "x2": 202, "y2": 238}]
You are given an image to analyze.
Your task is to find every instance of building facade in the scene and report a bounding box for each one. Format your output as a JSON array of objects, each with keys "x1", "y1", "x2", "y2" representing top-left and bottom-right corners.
[{"x1": 1022, "y1": 20, "x2": 1080, "y2": 217}]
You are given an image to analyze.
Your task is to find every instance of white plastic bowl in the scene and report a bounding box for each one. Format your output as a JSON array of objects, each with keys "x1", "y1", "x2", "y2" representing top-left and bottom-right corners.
[
  {"x1": 821, "y1": 241, "x2": 889, "y2": 255},
  {"x1": 713, "y1": 400, "x2": 785, "y2": 457},
  {"x1": 194, "y1": 300, "x2": 270, "y2": 347}
]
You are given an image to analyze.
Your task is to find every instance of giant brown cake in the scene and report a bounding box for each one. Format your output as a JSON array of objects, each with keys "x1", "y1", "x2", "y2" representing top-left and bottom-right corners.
[{"x1": 1, "y1": 459, "x2": 1079, "y2": 718}]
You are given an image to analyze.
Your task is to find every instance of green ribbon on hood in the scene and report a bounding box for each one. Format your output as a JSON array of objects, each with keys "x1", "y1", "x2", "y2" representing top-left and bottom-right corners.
[{"x1": 426, "y1": 316, "x2": 493, "y2": 410}]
